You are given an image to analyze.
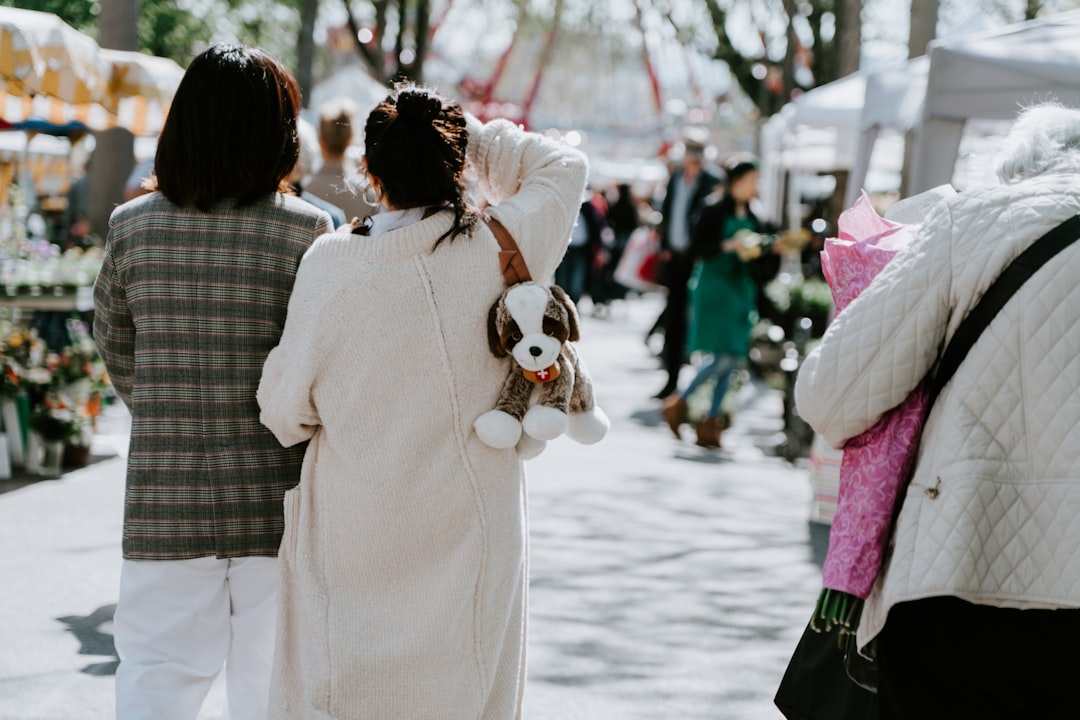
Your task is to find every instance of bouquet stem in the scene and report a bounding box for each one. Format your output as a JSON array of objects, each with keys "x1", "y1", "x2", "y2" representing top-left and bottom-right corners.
[{"x1": 810, "y1": 588, "x2": 864, "y2": 635}]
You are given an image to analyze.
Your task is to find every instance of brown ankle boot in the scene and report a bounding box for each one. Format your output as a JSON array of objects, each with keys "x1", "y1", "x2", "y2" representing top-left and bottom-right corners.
[
  {"x1": 661, "y1": 394, "x2": 687, "y2": 439},
  {"x1": 695, "y1": 416, "x2": 723, "y2": 449}
]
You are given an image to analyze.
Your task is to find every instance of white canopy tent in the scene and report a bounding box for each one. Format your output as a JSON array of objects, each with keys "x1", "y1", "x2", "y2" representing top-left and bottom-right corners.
[
  {"x1": 758, "y1": 74, "x2": 863, "y2": 226},
  {"x1": 842, "y1": 56, "x2": 929, "y2": 209},
  {"x1": 843, "y1": 14, "x2": 995, "y2": 207},
  {"x1": 909, "y1": 10, "x2": 1080, "y2": 193},
  {"x1": 758, "y1": 71, "x2": 904, "y2": 228},
  {"x1": 304, "y1": 58, "x2": 389, "y2": 129}
]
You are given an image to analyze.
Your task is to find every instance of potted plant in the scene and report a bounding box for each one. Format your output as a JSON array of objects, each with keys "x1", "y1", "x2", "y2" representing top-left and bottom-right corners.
[{"x1": 27, "y1": 405, "x2": 82, "y2": 477}]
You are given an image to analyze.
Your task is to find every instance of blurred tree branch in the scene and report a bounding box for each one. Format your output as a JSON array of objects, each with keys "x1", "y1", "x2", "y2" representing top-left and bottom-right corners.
[{"x1": 342, "y1": 0, "x2": 430, "y2": 84}]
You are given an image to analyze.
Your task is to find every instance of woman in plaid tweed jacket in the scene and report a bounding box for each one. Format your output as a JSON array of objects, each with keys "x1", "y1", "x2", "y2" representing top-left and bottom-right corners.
[{"x1": 93, "y1": 45, "x2": 333, "y2": 720}]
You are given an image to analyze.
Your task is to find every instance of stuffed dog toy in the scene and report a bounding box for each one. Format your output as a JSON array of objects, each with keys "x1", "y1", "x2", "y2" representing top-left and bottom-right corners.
[{"x1": 474, "y1": 281, "x2": 610, "y2": 459}]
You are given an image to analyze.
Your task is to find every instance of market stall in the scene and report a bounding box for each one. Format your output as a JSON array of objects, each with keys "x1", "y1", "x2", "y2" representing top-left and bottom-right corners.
[
  {"x1": 0, "y1": 8, "x2": 182, "y2": 478},
  {"x1": 0, "y1": 177, "x2": 107, "y2": 479},
  {"x1": 909, "y1": 10, "x2": 1080, "y2": 193}
]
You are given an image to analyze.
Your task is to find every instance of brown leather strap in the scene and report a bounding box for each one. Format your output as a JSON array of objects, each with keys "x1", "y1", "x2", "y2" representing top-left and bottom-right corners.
[{"x1": 485, "y1": 216, "x2": 532, "y2": 285}]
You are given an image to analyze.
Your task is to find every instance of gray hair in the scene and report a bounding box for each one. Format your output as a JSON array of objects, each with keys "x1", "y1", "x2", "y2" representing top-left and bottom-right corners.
[{"x1": 995, "y1": 102, "x2": 1080, "y2": 184}]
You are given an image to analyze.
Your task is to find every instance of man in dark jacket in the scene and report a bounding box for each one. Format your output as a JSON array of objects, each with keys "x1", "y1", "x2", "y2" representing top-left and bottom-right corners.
[{"x1": 652, "y1": 134, "x2": 721, "y2": 399}]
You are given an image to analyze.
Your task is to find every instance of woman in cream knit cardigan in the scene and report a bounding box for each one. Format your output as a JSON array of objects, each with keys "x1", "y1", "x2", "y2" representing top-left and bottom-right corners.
[{"x1": 257, "y1": 85, "x2": 587, "y2": 718}]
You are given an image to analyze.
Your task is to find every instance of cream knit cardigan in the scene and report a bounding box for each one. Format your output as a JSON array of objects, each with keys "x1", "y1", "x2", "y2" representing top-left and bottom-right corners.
[{"x1": 257, "y1": 117, "x2": 587, "y2": 719}]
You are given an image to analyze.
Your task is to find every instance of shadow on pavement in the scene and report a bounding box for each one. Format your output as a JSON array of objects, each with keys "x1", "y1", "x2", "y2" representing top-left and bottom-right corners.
[
  {"x1": 0, "y1": 451, "x2": 117, "y2": 496},
  {"x1": 57, "y1": 603, "x2": 119, "y2": 676},
  {"x1": 628, "y1": 407, "x2": 663, "y2": 429},
  {"x1": 672, "y1": 450, "x2": 730, "y2": 464}
]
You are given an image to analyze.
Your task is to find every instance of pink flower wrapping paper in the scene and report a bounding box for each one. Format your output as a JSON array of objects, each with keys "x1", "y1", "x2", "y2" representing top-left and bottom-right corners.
[{"x1": 818, "y1": 192, "x2": 930, "y2": 599}]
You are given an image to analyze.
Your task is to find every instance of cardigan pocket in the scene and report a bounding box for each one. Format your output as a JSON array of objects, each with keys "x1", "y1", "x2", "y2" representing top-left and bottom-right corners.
[{"x1": 282, "y1": 485, "x2": 301, "y2": 558}]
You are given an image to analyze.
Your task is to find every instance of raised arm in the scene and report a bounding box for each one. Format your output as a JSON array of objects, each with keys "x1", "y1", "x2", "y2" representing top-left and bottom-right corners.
[{"x1": 466, "y1": 116, "x2": 588, "y2": 282}]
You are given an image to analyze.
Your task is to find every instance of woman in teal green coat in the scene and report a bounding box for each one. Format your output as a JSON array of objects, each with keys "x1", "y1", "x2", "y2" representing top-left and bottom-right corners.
[{"x1": 661, "y1": 158, "x2": 770, "y2": 448}]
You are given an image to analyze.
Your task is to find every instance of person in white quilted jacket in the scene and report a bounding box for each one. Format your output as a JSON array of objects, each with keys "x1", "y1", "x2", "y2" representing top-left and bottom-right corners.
[{"x1": 795, "y1": 103, "x2": 1080, "y2": 720}]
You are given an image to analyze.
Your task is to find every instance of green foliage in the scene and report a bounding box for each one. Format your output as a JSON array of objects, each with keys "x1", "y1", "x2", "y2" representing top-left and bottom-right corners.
[
  {"x1": 790, "y1": 278, "x2": 834, "y2": 318},
  {"x1": 765, "y1": 277, "x2": 833, "y2": 338},
  {"x1": 766, "y1": 277, "x2": 832, "y2": 316},
  {"x1": 0, "y1": 0, "x2": 303, "y2": 71},
  {"x1": 0, "y1": 0, "x2": 97, "y2": 34},
  {"x1": 138, "y1": 1, "x2": 211, "y2": 66},
  {"x1": 29, "y1": 405, "x2": 82, "y2": 442}
]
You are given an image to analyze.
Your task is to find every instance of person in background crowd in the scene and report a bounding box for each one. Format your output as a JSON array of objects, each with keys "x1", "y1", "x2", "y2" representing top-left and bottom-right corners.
[
  {"x1": 123, "y1": 154, "x2": 155, "y2": 201},
  {"x1": 585, "y1": 185, "x2": 613, "y2": 314},
  {"x1": 93, "y1": 44, "x2": 333, "y2": 720},
  {"x1": 290, "y1": 117, "x2": 347, "y2": 228},
  {"x1": 257, "y1": 82, "x2": 588, "y2": 719},
  {"x1": 600, "y1": 182, "x2": 640, "y2": 304},
  {"x1": 651, "y1": 132, "x2": 721, "y2": 399},
  {"x1": 306, "y1": 96, "x2": 380, "y2": 223},
  {"x1": 795, "y1": 102, "x2": 1080, "y2": 720},
  {"x1": 661, "y1": 157, "x2": 776, "y2": 448},
  {"x1": 556, "y1": 191, "x2": 603, "y2": 306},
  {"x1": 63, "y1": 151, "x2": 92, "y2": 247}
]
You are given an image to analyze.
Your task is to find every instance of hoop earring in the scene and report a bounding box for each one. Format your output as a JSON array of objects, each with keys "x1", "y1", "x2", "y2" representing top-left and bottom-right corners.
[{"x1": 363, "y1": 183, "x2": 381, "y2": 207}]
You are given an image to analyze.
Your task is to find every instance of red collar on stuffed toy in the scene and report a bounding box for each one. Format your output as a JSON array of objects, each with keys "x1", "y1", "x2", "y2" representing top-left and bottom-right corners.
[{"x1": 522, "y1": 364, "x2": 560, "y2": 383}]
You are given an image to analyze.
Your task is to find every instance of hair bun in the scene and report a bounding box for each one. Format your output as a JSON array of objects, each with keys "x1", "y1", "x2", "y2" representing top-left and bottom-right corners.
[{"x1": 396, "y1": 89, "x2": 442, "y2": 126}]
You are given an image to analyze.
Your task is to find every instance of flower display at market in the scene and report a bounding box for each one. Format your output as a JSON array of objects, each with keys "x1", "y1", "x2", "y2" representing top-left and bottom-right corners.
[
  {"x1": 0, "y1": 184, "x2": 106, "y2": 296},
  {"x1": 2, "y1": 245, "x2": 105, "y2": 295},
  {"x1": 0, "y1": 182, "x2": 110, "y2": 472},
  {"x1": 0, "y1": 313, "x2": 109, "y2": 452},
  {"x1": 0, "y1": 321, "x2": 44, "y2": 397},
  {"x1": 29, "y1": 404, "x2": 85, "y2": 443}
]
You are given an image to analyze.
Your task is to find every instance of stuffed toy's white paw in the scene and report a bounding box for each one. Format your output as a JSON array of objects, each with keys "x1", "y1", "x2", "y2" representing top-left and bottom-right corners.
[
  {"x1": 474, "y1": 410, "x2": 522, "y2": 449},
  {"x1": 567, "y1": 407, "x2": 610, "y2": 445},
  {"x1": 522, "y1": 405, "x2": 568, "y2": 441},
  {"x1": 516, "y1": 433, "x2": 547, "y2": 459}
]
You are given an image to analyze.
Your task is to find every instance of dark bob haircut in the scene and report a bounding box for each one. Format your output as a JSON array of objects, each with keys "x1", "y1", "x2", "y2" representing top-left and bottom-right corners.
[{"x1": 153, "y1": 44, "x2": 301, "y2": 211}]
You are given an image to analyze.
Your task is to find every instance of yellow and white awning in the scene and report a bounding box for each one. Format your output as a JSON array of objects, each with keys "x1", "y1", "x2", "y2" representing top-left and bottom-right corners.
[
  {"x1": 102, "y1": 48, "x2": 184, "y2": 110},
  {"x1": 0, "y1": 10, "x2": 184, "y2": 136},
  {"x1": 0, "y1": 87, "x2": 172, "y2": 137},
  {"x1": 0, "y1": 6, "x2": 107, "y2": 105}
]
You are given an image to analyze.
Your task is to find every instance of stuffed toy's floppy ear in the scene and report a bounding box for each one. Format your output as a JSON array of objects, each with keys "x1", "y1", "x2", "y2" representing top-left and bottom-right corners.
[
  {"x1": 487, "y1": 299, "x2": 509, "y2": 358},
  {"x1": 550, "y1": 284, "x2": 581, "y2": 342}
]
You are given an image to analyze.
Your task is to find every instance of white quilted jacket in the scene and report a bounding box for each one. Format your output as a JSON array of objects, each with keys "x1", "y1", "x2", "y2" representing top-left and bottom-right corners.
[{"x1": 795, "y1": 173, "x2": 1080, "y2": 648}]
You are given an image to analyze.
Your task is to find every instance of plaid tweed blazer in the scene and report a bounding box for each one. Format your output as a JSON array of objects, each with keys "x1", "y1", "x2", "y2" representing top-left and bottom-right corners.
[{"x1": 94, "y1": 192, "x2": 333, "y2": 560}]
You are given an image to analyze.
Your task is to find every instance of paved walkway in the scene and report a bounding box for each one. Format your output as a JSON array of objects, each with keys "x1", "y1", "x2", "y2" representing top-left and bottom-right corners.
[
  {"x1": 0, "y1": 293, "x2": 823, "y2": 719},
  {"x1": 523, "y1": 295, "x2": 821, "y2": 719}
]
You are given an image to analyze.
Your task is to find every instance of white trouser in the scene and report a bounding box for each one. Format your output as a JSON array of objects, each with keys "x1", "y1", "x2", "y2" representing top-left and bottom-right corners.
[{"x1": 114, "y1": 556, "x2": 278, "y2": 720}]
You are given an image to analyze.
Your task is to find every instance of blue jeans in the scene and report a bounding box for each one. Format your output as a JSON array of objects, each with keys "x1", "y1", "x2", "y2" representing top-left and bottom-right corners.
[
  {"x1": 680, "y1": 353, "x2": 740, "y2": 418},
  {"x1": 554, "y1": 245, "x2": 591, "y2": 305}
]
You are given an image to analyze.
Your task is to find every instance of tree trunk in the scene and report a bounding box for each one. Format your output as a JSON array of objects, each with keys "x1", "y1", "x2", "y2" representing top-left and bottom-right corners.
[
  {"x1": 393, "y1": 0, "x2": 406, "y2": 80},
  {"x1": 89, "y1": 0, "x2": 139, "y2": 245},
  {"x1": 780, "y1": 0, "x2": 798, "y2": 100},
  {"x1": 297, "y1": 0, "x2": 318, "y2": 107},
  {"x1": 835, "y1": 0, "x2": 862, "y2": 76},
  {"x1": 344, "y1": 0, "x2": 387, "y2": 82},
  {"x1": 412, "y1": 0, "x2": 430, "y2": 84},
  {"x1": 900, "y1": 0, "x2": 938, "y2": 196},
  {"x1": 908, "y1": 0, "x2": 938, "y2": 59}
]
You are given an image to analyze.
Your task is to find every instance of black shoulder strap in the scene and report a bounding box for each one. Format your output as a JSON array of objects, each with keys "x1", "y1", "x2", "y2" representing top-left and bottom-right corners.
[{"x1": 930, "y1": 213, "x2": 1080, "y2": 405}]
